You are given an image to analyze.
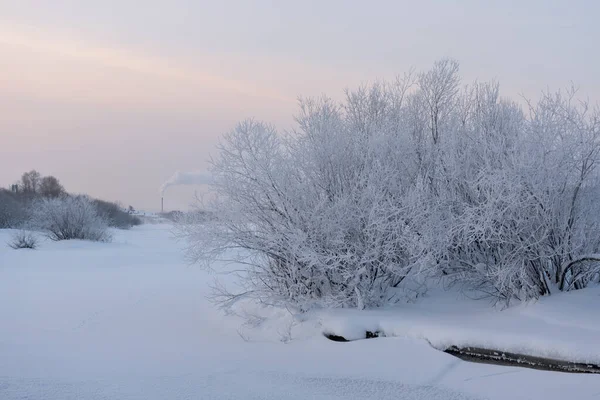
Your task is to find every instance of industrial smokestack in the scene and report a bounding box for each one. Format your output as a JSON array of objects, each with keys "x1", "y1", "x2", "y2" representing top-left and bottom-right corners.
[{"x1": 161, "y1": 197, "x2": 164, "y2": 213}]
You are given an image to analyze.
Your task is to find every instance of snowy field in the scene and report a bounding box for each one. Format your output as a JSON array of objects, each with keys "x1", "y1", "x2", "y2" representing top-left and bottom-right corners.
[{"x1": 1, "y1": 224, "x2": 599, "y2": 400}]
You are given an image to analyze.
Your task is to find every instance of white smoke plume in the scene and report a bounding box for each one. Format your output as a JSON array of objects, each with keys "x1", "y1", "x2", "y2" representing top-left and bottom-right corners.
[{"x1": 160, "y1": 171, "x2": 212, "y2": 195}]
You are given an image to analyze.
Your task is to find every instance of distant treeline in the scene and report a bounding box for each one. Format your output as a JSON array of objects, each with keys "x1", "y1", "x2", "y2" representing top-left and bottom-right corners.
[{"x1": 0, "y1": 170, "x2": 141, "y2": 229}]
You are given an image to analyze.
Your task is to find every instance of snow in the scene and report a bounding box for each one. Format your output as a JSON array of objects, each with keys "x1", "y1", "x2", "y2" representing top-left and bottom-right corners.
[
  {"x1": 1, "y1": 225, "x2": 599, "y2": 400},
  {"x1": 320, "y1": 286, "x2": 600, "y2": 364}
]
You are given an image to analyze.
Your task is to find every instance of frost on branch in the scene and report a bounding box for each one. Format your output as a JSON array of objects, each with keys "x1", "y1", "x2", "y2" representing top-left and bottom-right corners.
[{"x1": 179, "y1": 60, "x2": 600, "y2": 309}]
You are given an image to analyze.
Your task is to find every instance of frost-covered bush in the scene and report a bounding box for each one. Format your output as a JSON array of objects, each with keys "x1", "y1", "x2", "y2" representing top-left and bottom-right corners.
[
  {"x1": 439, "y1": 85, "x2": 600, "y2": 302},
  {"x1": 30, "y1": 195, "x2": 112, "y2": 242},
  {"x1": 179, "y1": 59, "x2": 600, "y2": 309},
  {"x1": 8, "y1": 230, "x2": 38, "y2": 249}
]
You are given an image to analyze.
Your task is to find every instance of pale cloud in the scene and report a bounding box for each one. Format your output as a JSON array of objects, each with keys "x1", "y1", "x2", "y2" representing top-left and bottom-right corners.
[{"x1": 0, "y1": 23, "x2": 293, "y2": 106}]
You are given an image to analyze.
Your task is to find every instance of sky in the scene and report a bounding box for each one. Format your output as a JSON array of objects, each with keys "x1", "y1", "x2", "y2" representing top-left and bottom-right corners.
[{"x1": 1, "y1": 0, "x2": 599, "y2": 211}]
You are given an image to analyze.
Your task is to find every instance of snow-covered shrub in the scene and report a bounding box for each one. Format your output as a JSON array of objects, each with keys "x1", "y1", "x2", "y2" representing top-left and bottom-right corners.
[
  {"x1": 29, "y1": 195, "x2": 112, "y2": 242},
  {"x1": 7, "y1": 230, "x2": 38, "y2": 249},
  {"x1": 437, "y1": 85, "x2": 600, "y2": 303},
  {"x1": 179, "y1": 60, "x2": 600, "y2": 309}
]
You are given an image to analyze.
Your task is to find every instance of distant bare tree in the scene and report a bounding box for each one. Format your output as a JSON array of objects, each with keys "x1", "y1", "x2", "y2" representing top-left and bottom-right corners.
[
  {"x1": 20, "y1": 170, "x2": 41, "y2": 195},
  {"x1": 39, "y1": 176, "x2": 65, "y2": 198}
]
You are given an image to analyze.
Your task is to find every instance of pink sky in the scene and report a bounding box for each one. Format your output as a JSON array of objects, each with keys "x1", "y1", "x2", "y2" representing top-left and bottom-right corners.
[{"x1": 2, "y1": 1, "x2": 599, "y2": 210}]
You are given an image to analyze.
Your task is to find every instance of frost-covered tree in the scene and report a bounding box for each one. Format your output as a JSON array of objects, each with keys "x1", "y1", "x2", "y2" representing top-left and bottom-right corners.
[{"x1": 178, "y1": 60, "x2": 600, "y2": 309}]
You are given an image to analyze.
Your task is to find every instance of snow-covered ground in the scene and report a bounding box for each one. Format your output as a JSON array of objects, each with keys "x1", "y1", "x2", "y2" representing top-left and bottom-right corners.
[{"x1": 1, "y1": 225, "x2": 599, "y2": 400}]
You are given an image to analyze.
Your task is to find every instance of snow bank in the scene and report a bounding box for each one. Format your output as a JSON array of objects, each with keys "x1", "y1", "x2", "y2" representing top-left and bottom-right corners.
[{"x1": 320, "y1": 287, "x2": 600, "y2": 364}]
